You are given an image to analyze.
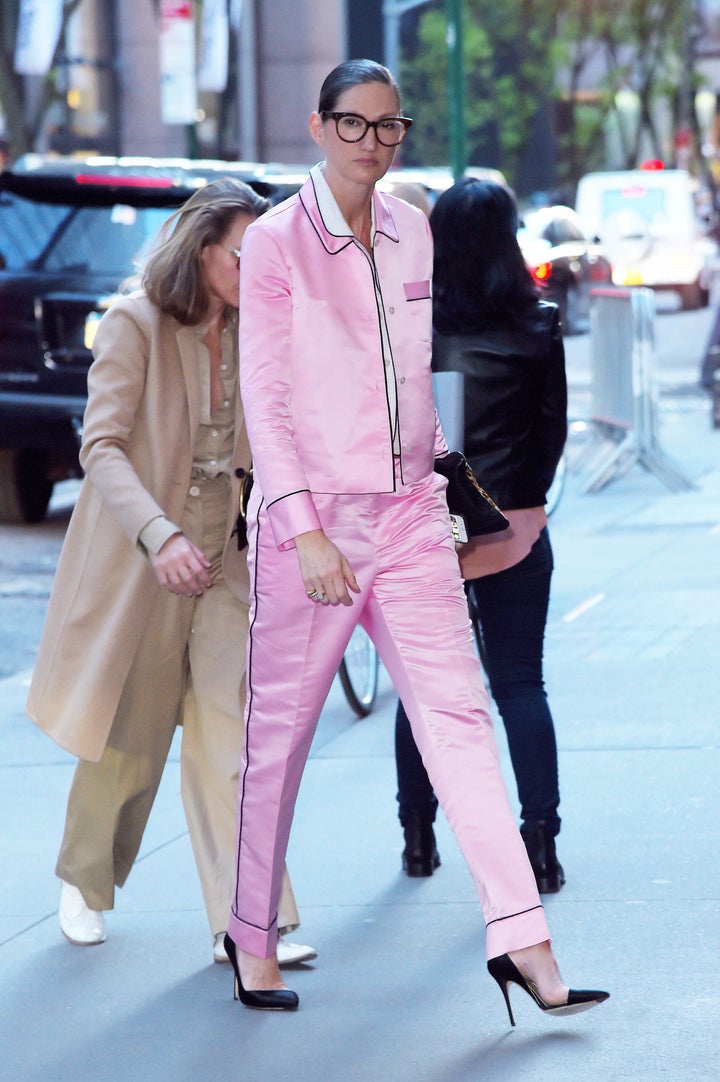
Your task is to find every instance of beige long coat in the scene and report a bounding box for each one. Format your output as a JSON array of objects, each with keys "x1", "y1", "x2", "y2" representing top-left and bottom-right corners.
[{"x1": 26, "y1": 292, "x2": 251, "y2": 762}]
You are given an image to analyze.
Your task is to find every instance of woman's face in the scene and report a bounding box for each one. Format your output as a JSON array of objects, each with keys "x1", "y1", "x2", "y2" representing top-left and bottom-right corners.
[
  {"x1": 311, "y1": 80, "x2": 401, "y2": 189},
  {"x1": 200, "y1": 211, "x2": 255, "y2": 314}
]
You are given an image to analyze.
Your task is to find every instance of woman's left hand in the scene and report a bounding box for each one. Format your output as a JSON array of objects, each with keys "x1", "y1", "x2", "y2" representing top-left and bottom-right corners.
[
  {"x1": 150, "y1": 532, "x2": 212, "y2": 597},
  {"x1": 295, "y1": 529, "x2": 360, "y2": 606}
]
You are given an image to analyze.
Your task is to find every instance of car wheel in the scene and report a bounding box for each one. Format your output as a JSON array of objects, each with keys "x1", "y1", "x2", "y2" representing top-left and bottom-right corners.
[{"x1": 0, "y1": 449, "x2": 54, "y2": 523}]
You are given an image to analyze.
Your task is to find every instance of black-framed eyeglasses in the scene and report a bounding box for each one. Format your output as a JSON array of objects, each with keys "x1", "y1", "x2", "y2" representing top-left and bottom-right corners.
[
  {"x1": 321, "y1": 111, "x2": 413, "y2": 147},
  {"x1": 220, "y1": 244, "x2": 242, "y2": 268}
]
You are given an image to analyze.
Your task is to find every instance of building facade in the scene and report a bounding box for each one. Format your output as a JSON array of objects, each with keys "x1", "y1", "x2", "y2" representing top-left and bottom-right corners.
[{"x1": 2, "y1": 0, "x2": 386, "y2": 166}]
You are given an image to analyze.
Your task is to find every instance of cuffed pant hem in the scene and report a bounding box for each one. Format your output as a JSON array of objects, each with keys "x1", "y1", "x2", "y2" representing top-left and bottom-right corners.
[
  {"x1": 485, "y1": 904, "x2": 551, "y2": 961},
  {"x1": 227, "y1": 912, "x2": 278, "y2": 959}
]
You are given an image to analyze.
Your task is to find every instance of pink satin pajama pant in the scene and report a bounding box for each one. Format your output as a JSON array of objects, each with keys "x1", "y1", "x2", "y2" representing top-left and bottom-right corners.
[{"x1": 228, "y1": 469, "x2": 550, "y2": 960}]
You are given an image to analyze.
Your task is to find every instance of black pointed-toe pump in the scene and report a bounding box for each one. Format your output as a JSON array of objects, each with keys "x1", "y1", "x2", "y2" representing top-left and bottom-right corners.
[
  {"x1": 224, "y1": 934, "x2": 299, "y2": 1011},
  {"x1": 487, "y1": 953, "x2": 609, "y2": 1027}
]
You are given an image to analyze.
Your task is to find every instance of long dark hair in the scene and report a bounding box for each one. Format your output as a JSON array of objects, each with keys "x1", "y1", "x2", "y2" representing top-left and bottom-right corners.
[
  {"x1": 318, "y1": 58, "x2": 401, "y2": 113},
  {"x1": 430, "y1": 178, "x2": 539, "y2": 336}
]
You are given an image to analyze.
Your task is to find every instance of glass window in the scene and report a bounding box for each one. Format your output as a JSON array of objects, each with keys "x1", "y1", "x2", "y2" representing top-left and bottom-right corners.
[
  {"x1": 600, "y1": 187, "x2": 666, "y2": 224},
  {"x1": 0, "y1": 192, "x2": 170, "y2": 274},
  {"x1": 551, "y1": 215, "x2": 584, "y2": 243}
]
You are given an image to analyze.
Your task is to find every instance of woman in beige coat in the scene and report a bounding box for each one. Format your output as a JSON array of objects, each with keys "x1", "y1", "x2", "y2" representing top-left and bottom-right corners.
[{"x1": 26, "y1": 178, "x2": 315, "y2": 966}]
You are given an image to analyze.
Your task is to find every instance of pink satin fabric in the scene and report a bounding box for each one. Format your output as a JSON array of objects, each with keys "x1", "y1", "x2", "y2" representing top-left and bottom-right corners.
[{"x1": 228, "y1": 471, "x2": 550, "y2": 960}]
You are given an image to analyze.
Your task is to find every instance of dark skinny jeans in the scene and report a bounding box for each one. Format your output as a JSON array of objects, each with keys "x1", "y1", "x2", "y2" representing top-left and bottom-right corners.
[{"x1": 395, "y1": 527, "x2": 561, "y2": 835}]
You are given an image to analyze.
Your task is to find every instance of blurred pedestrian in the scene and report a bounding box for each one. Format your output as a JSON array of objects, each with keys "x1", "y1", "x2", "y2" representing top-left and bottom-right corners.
[
  {"x1": 223, "y1": 59, "x2": 607, "y2": 1026},
  {"x1": 26, "y1": 178, "x2": 315, "y2": 967},
  {"x1": 395, "y1": 178, "x2": 568, "y2": 895},
  {"x1": 700, "y1": 301, "x2": 720, "y2": 428},
  {"x1": 382, "y1": 179, "x2": 433, "y2": 218}
]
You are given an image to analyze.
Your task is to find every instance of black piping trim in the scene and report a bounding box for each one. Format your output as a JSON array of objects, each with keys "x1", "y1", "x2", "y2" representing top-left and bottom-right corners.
[
  {"x1": 234, "y1": 913, "x2": 279, "y2": 933},
  {"x1": 300, "y1": 176, "x2": 354, "y2": 254},
  {"x1": 266, "y1": 488, "x2": 311, "y2": 510},
  {"x1": 299, "y1": 175, "x2": 400, "y2": 251},
  {"x1": 485, "y1": 904, "x2": 544, "y2": 929},
  {"x1": 230, "y1": 493, "x2": 277, "y2": 935},
  {"x1": 373, "y1": 221, "x2": 399, "y2": 244},
  {"x1": 374, "y1": 189, "x2": 400, "y2": 243},
  {"x1": 356, "y1": 242, "x2": 400, "y2": 490}
]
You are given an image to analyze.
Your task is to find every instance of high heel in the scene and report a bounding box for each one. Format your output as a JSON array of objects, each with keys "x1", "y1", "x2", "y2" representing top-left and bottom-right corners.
[
  {"x1": 223, "y1": 934, "x2": 299, "y2": 1011},
  {"x1": 487, "y1": 953, "x2": 609, "y2": 1027}
]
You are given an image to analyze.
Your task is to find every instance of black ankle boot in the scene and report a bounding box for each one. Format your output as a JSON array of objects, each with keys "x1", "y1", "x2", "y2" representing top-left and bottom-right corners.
[
  {"x1": 521, "y1": 821, "x2": 565, "y2": 894},
  {"x1": 401, "y1": 809, "x2": 441, "y2": 877}
]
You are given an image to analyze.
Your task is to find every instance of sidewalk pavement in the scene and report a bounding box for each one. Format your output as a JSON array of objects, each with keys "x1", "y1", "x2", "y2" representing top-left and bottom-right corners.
[{"x1": 1, "y1": 364, "x2": 719, "y2": 1081}]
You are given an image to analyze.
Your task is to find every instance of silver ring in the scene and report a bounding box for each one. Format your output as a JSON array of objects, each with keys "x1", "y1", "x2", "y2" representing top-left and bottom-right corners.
[
  {"x1": 315, "y1": 591, "x2": 325, "y2": 602},
  {"x1": 306, "y1": 589, "x2": 318, "y2": 600}
]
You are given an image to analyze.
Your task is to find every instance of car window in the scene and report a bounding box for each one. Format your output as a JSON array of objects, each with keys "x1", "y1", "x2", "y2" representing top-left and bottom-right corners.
[
  {"x1": 0, "y1": 192, "x2": 68, "y2": 267},
  {"x1": 541, "y1": 220, "x2": 559, "y2": 245},
  {"x1": 0, "y1": 191, "x2": 170, "y2": 275},
  {"x1": 549, "y1": 215, "x2": 584, "y2": 243},
  {"x1": 600, "y1": 187, "x2": 665, "y2": 223}
]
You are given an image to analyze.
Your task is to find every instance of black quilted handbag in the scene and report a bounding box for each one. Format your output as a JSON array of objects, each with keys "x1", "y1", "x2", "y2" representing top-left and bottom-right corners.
[{"x1": 434, "y1": 452, "x2": 509, "y2": 540}]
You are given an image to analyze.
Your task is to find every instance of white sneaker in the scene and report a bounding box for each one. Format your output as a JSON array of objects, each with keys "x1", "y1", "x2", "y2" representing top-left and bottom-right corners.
[
  {"x1": 59, "y1": 880, "x2": 106, "y2": 945},
  {"x1": 276, "y1": 935, "x2": 317, "y2": 966},
  {"x1": 213, "y1": 932, "x2": 317, "y2": 966},
  {"x1": 213, "y1": 932, "x2": 229, "y2": 963}
]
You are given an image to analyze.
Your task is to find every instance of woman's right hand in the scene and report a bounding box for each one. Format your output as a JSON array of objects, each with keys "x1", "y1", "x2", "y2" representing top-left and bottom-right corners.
[
  {"x1": 149, "y1": 533, "x2": 212, "y2": 597},
  {"x1": 295, "y1": 529, "x2": 359, "y2": 606}
]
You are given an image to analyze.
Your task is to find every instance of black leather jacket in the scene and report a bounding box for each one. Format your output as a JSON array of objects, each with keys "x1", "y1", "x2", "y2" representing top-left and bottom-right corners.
[{"x1": 432, "y1": 302, "x2": 567, "y2": 510}]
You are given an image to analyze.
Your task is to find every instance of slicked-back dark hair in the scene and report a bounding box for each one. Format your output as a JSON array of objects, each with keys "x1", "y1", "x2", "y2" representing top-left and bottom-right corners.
[
  {"x1": 318, "y1": 58, "x2": 401, "y2": 113},
  {"x1": 430, "y1": 178, "x2": 539, "y2": 335}
]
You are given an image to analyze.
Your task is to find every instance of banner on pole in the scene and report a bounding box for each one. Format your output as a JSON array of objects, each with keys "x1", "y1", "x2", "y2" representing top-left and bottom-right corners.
[
  {"x1": 14, "y1": 0, "x2": 64, "y2": 76},
  {"x1": 159, "y1": 0, "x2": 198, "y2": 125},
  {"x1": 230, "y1": 0, "x2": 244, "y2": 31},
  {"x1": 198, "y1": 0, "x2": 230, "y2": 93}
]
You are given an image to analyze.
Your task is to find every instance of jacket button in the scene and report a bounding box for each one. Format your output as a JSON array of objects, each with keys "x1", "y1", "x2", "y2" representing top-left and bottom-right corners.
[
  {"x1": 235, "y1": 467, "x2": 246, "y2": 478},
  {"x1": 189, "y1": 485, "x2": 200, "y2": 497}
]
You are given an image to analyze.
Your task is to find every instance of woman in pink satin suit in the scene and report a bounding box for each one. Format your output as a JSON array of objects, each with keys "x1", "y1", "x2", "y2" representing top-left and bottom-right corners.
[{"x1": 224, "y1": 59, "x2": 609, "y2": 1023}]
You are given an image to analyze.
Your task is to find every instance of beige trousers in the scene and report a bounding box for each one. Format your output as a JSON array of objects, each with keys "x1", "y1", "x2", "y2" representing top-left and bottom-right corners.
[{"x1": 56, "y1": 475, "x2": 299, "y2": 937}]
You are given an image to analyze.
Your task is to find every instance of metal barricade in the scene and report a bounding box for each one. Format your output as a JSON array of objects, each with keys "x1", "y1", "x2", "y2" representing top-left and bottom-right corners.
[
  {"x1": 432, "y1": 369, "x2": 465, "y2": 451},
  {"x1": 580, "y1": 287, "x2": 695, "y2": 493}
]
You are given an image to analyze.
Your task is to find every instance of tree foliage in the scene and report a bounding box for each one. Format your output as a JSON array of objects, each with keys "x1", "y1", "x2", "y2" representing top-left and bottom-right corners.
[
  {"x1": 0, "y1": 0, "x2": 84, "y2": 162},
  {"x1": 0, "y1": 0, "x2": 702, "y2": 191},
  {"x1": 400, "y1": 0, "x2": 698, "y2": 197}
]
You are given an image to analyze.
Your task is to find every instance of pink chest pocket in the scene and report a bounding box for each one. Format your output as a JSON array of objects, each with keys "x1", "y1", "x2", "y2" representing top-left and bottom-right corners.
[{"x1": 403, "y1": 279, "x2": 431, "y2": 302}]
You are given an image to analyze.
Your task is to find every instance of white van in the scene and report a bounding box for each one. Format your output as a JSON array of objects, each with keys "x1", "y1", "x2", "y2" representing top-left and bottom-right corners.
[{"x1": 575, "y1": 168, "x2": 717, "y2": 308}]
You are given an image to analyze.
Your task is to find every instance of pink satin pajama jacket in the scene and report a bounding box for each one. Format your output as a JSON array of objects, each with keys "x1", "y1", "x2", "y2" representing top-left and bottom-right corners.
[{"x1": 238, "y1": 174, "x2": 448, "y2": 549}]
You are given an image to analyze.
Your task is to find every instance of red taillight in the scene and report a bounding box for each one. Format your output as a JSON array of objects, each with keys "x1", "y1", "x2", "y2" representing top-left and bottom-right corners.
[
  {"x1": 75, "y1": 174, "x2": 175, "y2": 188},
  {"x1": 532, "y1": 261, "x2": 552, "y2": 283}
]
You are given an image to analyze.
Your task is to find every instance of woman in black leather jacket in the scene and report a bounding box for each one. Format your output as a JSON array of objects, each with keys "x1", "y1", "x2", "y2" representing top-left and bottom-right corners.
[{"x1": 395, "y1": 178, "x2": 568, "y2": 893}]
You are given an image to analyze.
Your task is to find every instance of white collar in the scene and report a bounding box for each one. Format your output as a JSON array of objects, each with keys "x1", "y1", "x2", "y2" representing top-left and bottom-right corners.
[{"x1": 309, "y1": 162, "x2": 376, "y2": 242}]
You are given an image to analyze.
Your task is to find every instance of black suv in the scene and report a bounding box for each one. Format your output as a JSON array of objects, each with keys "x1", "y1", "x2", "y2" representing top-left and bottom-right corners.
[{"x1": 0, "y1": 154, "x2": 304, "y2": 522}]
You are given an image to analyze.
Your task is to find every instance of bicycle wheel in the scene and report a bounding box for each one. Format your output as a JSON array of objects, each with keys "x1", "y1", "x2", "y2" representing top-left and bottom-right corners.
[
  {"x1": 545, "y1": 452, "x2": 567, "y2": 517},
  {"x1": 338, "y1": 625, "x2": 379, "y2": 717}
]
